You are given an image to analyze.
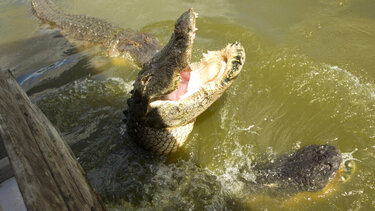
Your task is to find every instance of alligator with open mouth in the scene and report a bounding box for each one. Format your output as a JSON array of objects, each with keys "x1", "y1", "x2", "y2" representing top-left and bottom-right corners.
[
  {"x1": 124, "y1": 9, "x2": 245, "y2": 154},
  {"x1": 30, "y1": 0, "x2": 352, "y2": 196}
]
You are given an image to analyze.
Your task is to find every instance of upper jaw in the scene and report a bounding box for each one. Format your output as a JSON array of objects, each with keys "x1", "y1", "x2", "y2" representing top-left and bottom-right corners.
[
  {"x1": 133, "y1": 8, "x2": 198, "y2": 102},
  {"x1": 174, "y1": 8, "x2": 198, "y2": 43}
]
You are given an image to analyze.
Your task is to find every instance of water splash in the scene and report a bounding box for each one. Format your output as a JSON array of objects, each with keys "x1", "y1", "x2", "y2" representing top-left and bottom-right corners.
[
  {"x1": 340, "y1": 148, "x2": 360, "y2": 183},
  {"x1": 236, "y1": 124, "x2": 260, "y2": 135},
  {"x1": 341, "y1": 148, "x2": 360, "y2": 163}
]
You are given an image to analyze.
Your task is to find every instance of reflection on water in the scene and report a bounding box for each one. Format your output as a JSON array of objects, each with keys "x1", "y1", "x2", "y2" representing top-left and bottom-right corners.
[{"x1": 1, "y1": 0, "x2": 375, "y2": 210}]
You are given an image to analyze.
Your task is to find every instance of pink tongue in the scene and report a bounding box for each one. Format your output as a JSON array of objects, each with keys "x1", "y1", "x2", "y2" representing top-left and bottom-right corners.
[{"x1": 163, "y1": 70, "x2": 191, "y2": 101}]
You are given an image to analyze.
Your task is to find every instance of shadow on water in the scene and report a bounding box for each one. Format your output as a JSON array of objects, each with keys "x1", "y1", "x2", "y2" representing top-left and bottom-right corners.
[{"x1": 0, "y1": 30, "x2": 106, "y2": 96}]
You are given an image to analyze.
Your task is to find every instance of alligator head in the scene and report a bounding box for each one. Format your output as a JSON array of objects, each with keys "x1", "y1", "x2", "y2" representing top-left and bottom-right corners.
[
  {"x1": 124, "y1": 8, "x2": 245, "y2": 154},
  {"x1": 253, "y1": 145, "x2": 342, "y2": 193}
]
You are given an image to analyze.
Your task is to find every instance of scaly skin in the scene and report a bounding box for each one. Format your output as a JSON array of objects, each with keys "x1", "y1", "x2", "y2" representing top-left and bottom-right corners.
[
  {"x1": 124, "y1": 9, "x2": 199, "y2": 154},
  {"x1": 251, "y1": 145, "x2": 342, "y2": 193},
  {"x1": 31, "y1": 0, "x2": 160, "y2": 66}
]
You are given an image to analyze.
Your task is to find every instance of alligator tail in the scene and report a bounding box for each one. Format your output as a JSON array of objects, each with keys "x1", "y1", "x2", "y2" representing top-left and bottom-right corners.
[
  {"x1": 31, "y1": 0, "x2": 160, "y2": 65},
  {"x1": 31, "y1": 0, "x2": 123, "y2": 47},
  {"x1": 31, "y1": 0, "x2": 61, "y2": 24}
]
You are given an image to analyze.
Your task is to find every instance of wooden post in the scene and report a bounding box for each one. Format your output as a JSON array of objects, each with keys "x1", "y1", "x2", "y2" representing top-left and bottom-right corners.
[{"x1": 0, "y1": 70, "x2": 107, "y2": 211}]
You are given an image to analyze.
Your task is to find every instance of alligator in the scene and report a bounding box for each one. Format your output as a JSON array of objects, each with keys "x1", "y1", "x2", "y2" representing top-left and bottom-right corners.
[
  {"x1": 31, "y1": 0, "x2": 160, "y2": 66},
  {"x1": 30, "y1": 0, "x2": 351, "y2": 195},
  {"x1": 250, "y1": 144, "x2": 342, "y2": 193},
  {"x1": 124, "y1": 9, "x2": 245, "y2": 154}
]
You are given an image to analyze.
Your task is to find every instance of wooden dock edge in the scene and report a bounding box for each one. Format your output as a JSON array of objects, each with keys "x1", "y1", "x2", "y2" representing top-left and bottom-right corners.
[{"x1": 0, "y1": 70, "x2": 107, "y2": 211}]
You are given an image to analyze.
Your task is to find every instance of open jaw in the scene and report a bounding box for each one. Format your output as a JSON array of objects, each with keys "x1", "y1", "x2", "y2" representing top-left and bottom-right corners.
[
  {"x1": 125, "y1": 8, "x2": 245, "y2": 154},
  {"x1": 145, "y1": 42, "x2": 245, "y2": 129},
  {"x1": 156, "y1": 42, "x2": 245, "y2": 103}
]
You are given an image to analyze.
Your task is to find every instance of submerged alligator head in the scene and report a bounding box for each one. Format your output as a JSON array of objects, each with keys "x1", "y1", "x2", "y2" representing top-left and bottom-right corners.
[
  {"x1": 253, "y1": 145, "x2": 342, "y2": 193},
  {"x1": 124, "y1": 9, "x2": 245, "y2": 154}
]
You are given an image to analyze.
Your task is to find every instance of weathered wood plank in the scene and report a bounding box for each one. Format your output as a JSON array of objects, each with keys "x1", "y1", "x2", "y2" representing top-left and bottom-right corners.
[{"x1": 0, "y1": 69, "x2": 107, "y2": 211}]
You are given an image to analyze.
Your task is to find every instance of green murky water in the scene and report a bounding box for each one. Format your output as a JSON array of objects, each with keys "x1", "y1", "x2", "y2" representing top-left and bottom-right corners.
[{"x1": 1, "y1": 0, "x2": 375, "y2": 210}]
